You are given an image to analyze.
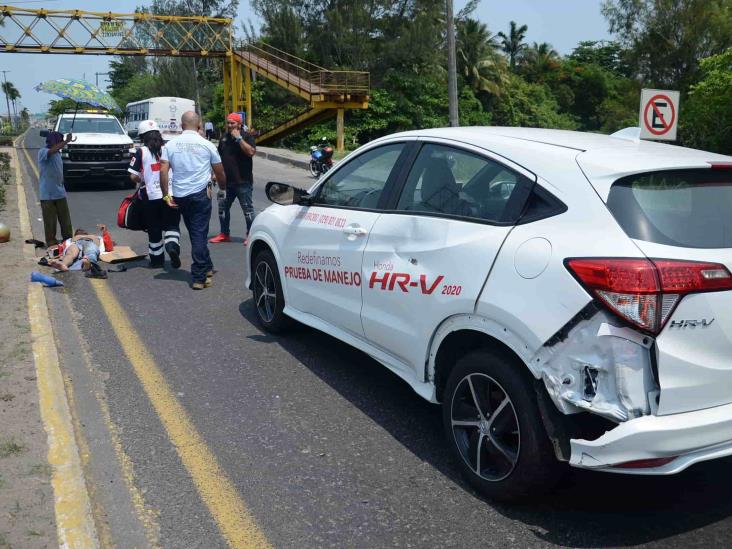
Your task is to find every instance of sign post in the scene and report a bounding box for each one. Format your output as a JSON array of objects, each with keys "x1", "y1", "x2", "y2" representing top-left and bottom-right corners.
[{"x1": 639, "y1": 89, "x2": 680, "y2": 141}]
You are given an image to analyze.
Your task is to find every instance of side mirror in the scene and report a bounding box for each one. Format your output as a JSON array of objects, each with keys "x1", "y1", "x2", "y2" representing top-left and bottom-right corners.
[
  {"x1": 265, "y1": 181, "x2": 311, "y2": 206},
  {"x1": 39, "y1": 130, "x2": 49, "y2": 137}
]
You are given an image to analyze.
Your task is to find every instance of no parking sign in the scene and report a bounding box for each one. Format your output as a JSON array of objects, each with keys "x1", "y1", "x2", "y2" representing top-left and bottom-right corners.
[{"x1": 639, "y1": 89, "x2": 680, "y2": 141}]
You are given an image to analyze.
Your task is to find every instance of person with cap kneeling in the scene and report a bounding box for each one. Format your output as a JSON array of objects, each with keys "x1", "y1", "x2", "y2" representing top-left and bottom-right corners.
[
  {"x1": 209, "y1": 112, "x2": 257, "y2": 246},
  {"x1": 159, "y1": 111, "x2": 227, "y2": 290},
  {"x1": 128, "y1": 120, "x2": 181, "y2": 268},
  {"x1": 38, "y1": 130, "x2": 74, "y2": 248}
]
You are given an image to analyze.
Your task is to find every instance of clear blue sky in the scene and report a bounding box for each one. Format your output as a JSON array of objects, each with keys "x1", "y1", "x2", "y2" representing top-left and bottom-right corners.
[{"x1": 10, "y1": 0, "x2": 611, "y2": 113}]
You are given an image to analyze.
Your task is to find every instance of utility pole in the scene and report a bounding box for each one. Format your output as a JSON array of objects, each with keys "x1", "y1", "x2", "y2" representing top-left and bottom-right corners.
[
  {"x1": 95, "y1": 72, "x2": 110, "y2": 87},
  {"x1": 446, "y1": 0, "x2": 459, "y2": 127},
  {"x1": 0, "y1": 70, "x2": 11, "y2": 129}
]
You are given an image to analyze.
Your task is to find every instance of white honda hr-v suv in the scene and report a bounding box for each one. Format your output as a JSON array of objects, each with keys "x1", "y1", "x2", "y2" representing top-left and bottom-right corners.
[{"x1": 246, "y1": 126, "x2": 732, "y2": 500}]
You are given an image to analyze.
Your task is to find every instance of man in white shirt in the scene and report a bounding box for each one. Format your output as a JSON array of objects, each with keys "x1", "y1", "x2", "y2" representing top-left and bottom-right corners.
[
  {"x1": 160, "y1": 111, "x2": 227, "y2": 290},
  {"x1": 204, "y1": 120, "x2": 215, "y2": 140}
]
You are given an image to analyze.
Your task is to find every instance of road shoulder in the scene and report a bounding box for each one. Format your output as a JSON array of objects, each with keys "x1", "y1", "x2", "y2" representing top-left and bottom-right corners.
[{"x1": 0, "y1": 144, "x2": 58, "y2": 547}]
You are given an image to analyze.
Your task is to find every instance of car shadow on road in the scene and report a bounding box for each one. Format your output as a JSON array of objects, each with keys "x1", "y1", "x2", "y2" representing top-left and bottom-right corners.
[
  {"x1": 64, "y1": 179, "x2": 133, "y2": 192},
  {"x1": 238, "y1": 297, "x2": 732, "y2": 546}
]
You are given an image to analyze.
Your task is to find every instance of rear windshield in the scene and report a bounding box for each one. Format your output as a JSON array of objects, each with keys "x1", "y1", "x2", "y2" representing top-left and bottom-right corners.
[
  {"x1": 607, "y1": 169, "x2": 732, "y2": 249},
  {"x1": 58, "y1": 117, "x2": 124, "y2": 134}
]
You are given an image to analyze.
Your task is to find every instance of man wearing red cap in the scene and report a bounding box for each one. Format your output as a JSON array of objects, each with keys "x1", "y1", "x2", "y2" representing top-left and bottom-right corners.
[{"x1": 209, "y1": 112, "x2": 257, "y2": 245}]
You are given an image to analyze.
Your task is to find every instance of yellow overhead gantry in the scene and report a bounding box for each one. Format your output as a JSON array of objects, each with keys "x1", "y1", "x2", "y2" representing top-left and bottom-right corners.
[{"x1": 0, "y1": 5, "x2": 369, "y2": 150}]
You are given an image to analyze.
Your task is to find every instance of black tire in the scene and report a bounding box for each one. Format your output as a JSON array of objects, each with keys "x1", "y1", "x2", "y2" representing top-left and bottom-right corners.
[
  {"x1": 442, "y1": 349, "x2": 562, "y2": 501},
  {"x1": 251, "y1": 249, "x2": 292, "y2": 333},
  {"x1": 309, "y1": 160, "x2": 320, "y2": 178}
]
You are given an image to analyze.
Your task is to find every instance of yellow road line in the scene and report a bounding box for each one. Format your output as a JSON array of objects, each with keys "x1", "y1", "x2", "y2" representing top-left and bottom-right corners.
[
  {"x1": 15, "y1": 140, "x2": 100, "y2": 547},
  {"x1": 87, "y1": 280, "x2": 271, "y2": 548},
  {"x1": 22, "y1": 139, "x2": 161, "y2": 547},
  {"x1": 22, "y1": 139, "x2": 271, "y2": 548}
]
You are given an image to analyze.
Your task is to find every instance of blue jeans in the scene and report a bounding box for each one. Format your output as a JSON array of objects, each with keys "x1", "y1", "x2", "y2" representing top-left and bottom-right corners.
[
  {"x1": 219, "y1": 183, "x2": 255, "y2": 236},
  {"x1": 175, "y1": 188, "x2": 213, "y2": 283}
]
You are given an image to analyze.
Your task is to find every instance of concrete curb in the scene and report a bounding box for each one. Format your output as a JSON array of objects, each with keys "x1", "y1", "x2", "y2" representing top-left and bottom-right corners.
[
  {"x1": 257, "y1": 149, "x2": 310, "y2": 171},
  {"x1": 15, "y1": 134, "x2": 101, "y2": 548}
]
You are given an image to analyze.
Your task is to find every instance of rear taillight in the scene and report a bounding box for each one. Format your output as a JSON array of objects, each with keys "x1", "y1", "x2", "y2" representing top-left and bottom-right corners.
[{"x1": 566, "y1": 258, "x2": 732, "y2": 334}]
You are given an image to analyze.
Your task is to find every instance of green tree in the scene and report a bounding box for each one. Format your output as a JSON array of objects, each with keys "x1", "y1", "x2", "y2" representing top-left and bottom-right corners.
[
  {"x1": 602, "y1": 0, "x2": 732, "y2": 91},
  {"x1": 568, "y1": 40, "x2": 631, "y2": 76},
  {"x1": 497, "y1": 21, "x2": 528, "y2": 71},
  {"x1": 680, "y1": 48, "x2": 732, "y2": 153},
  {"x1": 491, "y1": 73, "x2": 577, "y2": 129},
  {"x1": 47, "y1": 98, "x2": 92, "y2": 117},
  {"x1": 457, "y1": 19, "x2": 507, "y2": 95},
  {"x1": 520, "y1": 42, "x2": 560, "y2": 83},
  {"x1": 1, "y1": 81, "x2": 19, "y2": 123}
]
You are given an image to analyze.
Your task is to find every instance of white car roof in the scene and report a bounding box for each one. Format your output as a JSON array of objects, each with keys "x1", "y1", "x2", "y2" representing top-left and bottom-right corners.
[{"x1": 380, "y1": 126, "x2": 732, "y2": 201}]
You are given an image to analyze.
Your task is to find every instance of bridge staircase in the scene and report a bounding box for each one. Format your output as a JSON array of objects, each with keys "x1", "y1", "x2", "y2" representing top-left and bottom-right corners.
[{"x1": 231, "y1": 42, "x2": 369, "y2": 147}]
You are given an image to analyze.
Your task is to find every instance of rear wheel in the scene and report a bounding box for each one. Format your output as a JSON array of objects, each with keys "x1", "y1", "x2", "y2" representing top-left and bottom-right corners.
[
  {"x1": 252, "y1": 250, "x2": 292, "y2": 333},
  {"x1": 309, "y1": 160, "x2": 320, "y2": 178},
  {"x1": 442, "y1": 349, "x2": 562, "y2": 501}
]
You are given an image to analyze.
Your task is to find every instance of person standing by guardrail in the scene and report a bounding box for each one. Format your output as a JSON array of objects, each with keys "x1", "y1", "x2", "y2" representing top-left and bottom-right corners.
[
  {"x1": 159, "y1": 111, "x2": 227, "y2": 290},
  {"x1": 209, "y1": 112, "x2": 257, "y2": 246},
  {"x1": 38, "y1": 130, "x2": 74, "y2": 248}
]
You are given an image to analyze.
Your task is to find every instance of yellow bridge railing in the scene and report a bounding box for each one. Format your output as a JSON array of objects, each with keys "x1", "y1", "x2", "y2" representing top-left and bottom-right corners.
[{"x1": 0, "y1": 6, "x2": 370, "y2": 150}]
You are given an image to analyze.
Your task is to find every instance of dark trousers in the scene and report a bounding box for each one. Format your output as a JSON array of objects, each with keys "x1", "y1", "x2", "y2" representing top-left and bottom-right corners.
[
  {"x1": 40, "y1": 198, "x2": 72, "y2": 246},
  {"x1": 175, "y1": 188, "x2": 212, "y2": 282},
  {"x1": 218, "y1": 182, "x2": 255, "y2": 236},
  {"x1": 144, "y1": 198, "x2": 181, "y2": 261}
]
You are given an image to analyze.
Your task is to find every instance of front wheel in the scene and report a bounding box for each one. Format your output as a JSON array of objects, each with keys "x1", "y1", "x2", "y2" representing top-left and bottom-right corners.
[
  {"x1": 252, "y1": 249, "x2": 292, "y2": 333},
  {"x1": 309, "y1": 160, "x2": 320, "y2": 178},
  {"x1": 442, "y1": 349, "x2": 562, "y2": 501}
]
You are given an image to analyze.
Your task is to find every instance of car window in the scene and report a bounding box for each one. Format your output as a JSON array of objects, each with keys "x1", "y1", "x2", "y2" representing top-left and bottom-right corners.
[
  {"x1": 396, "y1": 144, "x2": 527, "y2": 223},
  {"x1": 607, "y1": 169, "x2": 732, "y2": 248},
  {"x1": 314, "y1": 144, "x2": 404, "y2": 209}
]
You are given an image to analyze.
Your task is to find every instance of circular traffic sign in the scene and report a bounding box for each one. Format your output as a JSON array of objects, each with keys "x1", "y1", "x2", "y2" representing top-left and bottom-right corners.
[{"x1": 643, "y1": 93, "x2": 676, "y2": 136}]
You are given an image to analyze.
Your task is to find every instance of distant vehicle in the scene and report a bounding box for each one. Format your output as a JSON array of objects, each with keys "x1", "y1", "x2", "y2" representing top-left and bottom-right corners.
[
  {"x1": 124, "y1": 97, "x2": 195, "y2": 141},
  {"x1": 41, "y1": 110, "x2": 135, "y2": 188},
  {"x1": 309, "y1": 138, "x2": 334, "y2": 177}
]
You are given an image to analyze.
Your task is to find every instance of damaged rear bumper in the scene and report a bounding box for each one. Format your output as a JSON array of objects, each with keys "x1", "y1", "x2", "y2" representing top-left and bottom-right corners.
[{"x1": 570, "y1": 400, "x2": 732, "y2": 474}]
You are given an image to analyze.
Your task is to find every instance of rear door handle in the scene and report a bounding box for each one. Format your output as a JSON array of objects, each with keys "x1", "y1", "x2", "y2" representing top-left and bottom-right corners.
[{"x1": 343, "y1": 225, "x2": 368, "y2": 236}]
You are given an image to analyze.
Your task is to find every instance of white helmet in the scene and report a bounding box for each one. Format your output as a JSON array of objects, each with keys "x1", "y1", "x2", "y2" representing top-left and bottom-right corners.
[{"x1": 137, "y1": 120, "x2": 160, "y2": 136}]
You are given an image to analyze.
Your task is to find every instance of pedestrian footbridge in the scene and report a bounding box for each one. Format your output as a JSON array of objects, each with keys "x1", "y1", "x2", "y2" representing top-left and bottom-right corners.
[{"x1": 0, "y1": 6, "x2": 369, "y2": 150}]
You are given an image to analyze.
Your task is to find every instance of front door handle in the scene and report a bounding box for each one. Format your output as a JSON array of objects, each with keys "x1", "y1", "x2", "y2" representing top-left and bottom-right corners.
[{"x1": 343, "y1": 225, "x2": 368, "y2": 237}]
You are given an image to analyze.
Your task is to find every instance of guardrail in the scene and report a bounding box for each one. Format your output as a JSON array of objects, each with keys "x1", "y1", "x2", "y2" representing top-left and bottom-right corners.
[{"x1": 237, "y1": 41, "x2": 369, "y2": 98}]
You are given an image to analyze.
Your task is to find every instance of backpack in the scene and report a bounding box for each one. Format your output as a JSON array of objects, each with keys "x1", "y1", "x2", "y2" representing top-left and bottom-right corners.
[{"x1": 117, "y1": 187, "x2": 147, "y2": 231}]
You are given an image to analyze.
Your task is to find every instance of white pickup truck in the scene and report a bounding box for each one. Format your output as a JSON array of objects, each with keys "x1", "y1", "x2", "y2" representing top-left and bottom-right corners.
[{"x1": 41, "y1": 111, "x2": 135, "y2": 188}]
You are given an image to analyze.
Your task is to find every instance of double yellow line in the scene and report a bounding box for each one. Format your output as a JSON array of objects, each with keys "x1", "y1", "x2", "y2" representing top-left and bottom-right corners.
[{"x1": 21, "y1": 142, "x2": 270, "y2": 548}]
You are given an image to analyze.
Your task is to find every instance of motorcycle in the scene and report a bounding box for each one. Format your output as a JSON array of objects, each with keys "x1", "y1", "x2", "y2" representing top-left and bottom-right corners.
[{"x1": 309, "y1": 140, "x2": 334, "y2": 177}]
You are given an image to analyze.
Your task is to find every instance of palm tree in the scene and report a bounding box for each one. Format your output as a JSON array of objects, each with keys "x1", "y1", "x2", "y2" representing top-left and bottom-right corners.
[
  {"x1": 456, "y1": 18, "x2": 508, "y2": 96},
  {"x1": 497, "y1": 21, "x2": 528, "y2": 71},
  {"x1": 1, "y1": 81, "x2": 18, "y2": 127},
  {"x1": 520, "y1": 42, "x2": 560, "y2": 83}
]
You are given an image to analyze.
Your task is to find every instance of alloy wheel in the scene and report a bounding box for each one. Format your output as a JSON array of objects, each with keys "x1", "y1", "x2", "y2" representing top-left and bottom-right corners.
[
  {"x1": 450, "y1": 373, "x2": 520, "y2": 482},
  {"x1": 254, "y1": 260, "x2": 277, "y2": 323}
]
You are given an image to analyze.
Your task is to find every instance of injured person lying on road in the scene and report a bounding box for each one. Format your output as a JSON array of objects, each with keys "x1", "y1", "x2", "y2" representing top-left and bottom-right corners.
[{"x1": 47, "y1": 226, "x2": 108, "y2": 272}]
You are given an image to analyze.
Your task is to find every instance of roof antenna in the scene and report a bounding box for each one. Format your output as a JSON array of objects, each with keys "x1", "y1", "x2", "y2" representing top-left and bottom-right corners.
[{"x1": 610, "y1": 127, "x2": 641, "y2": 142}]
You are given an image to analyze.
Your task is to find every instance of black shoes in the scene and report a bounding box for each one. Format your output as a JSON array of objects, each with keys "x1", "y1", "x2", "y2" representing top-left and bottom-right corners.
[{"x1": 167, "y1": 244, "x2": 181, "y2": 269}]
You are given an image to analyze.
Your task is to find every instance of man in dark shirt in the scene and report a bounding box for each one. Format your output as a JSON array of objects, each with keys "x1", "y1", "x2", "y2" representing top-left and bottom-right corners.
[{"x1": 209, "y1": 112, "x2": 257, "y2": 245}]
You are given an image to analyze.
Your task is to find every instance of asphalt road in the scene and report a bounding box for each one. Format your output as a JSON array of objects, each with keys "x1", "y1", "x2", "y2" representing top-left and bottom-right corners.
[{"x1": 19, "y1": 130, "x2": 732, "y2": 548}]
